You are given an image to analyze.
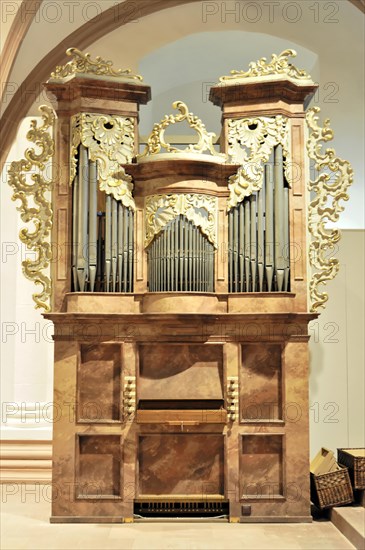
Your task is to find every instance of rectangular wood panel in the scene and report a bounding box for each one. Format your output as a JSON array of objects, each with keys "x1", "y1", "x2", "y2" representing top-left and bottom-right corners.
[
  {"x1": 293, "y1": 208, "x2": 304, "y2": 281},
  {"x1": 241, "y1": 344, "x2": 282, "y2": 422},
  {"x1": 291, "y1": 124, "x2": 304, "y2": 197},
  {"x1": 138, "y1": 344, "x2": 223, "y2": 401},
  {"x1": 138, "y1": 434, "x2": 224, "y2": 496},
  {"x1": 77, "y1": 344, "x2": 121, "y2": 422},
  {"x1": 76, "y1": 435, "x2": 122, "y2": 499},
  {"x1": 56, "y1": 208, "x2": 68, "y2": 280},
  {"x1": 240, "y1": 434, "x2": 284, "y2": 499}
]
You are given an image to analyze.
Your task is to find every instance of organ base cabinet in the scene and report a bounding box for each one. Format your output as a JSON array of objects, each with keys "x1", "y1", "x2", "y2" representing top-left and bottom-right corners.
[
  {"x1": 47, "y1": 300, "x2": 316, "y2": 522},
  {"x1": 31, "y1": 48, "x2": 352, "y2": 522}
]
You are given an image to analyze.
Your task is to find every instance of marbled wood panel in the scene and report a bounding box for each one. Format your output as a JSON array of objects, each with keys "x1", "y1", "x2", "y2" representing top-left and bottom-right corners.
[
  {"x1": 78, "y1": 344, "x2": 121, "y2": 421},
  {"x1": 241, "y1": 344, "x2": 282, "y2": 421},
  {"x1": 138, "y1": 434, "x2": 224, "y2": 496},
  {"x1": 139, "y1": 344, "x2": 223, "y2": 400},
  {"x1": 77, "y1": 435, "x2": 121, "y2": 497},
  {"x1": 240, "y1": 435, "x2": 283, "y2": 497}
]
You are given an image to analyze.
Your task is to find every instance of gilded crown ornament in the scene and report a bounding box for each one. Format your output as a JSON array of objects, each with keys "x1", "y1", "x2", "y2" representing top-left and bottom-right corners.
[
  {"x1": 49, "y1": 47, "x2": 143, "y2": 82},
  {"x1": 139, "y1": 101, "x2": 226, "y2": 160},
  {"x1": 219, "y1": 49, "x2": 312, "y2": 83}
]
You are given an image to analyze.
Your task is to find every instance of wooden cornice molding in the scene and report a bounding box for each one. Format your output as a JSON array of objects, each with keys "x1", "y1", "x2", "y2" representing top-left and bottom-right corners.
[{"x1": 0, "y1": 0, "x2": 43, "y2": 102}]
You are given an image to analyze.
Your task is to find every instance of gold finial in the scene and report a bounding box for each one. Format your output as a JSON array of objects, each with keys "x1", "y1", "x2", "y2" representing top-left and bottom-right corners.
[
  {"x1": 49, "y1": 47, "x2": 143, "y2": 82},
  {"x1": 219, "y1": 49, "x2": 312, "y2": 83}
]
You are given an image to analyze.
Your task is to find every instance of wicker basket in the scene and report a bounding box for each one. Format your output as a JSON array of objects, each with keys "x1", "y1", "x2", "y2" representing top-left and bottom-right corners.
[
  {"x1": 310, "y1": 466, "x2": 353, "y2": 510},
  {"x1": 338, "y1": 448, "x2": 365, "y2": 490}
]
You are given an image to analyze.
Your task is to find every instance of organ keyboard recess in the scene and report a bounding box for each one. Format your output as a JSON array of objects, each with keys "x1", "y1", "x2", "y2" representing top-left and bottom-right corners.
[{"x1": 9, "y1": 47, "x2": 352, "y2": 523}]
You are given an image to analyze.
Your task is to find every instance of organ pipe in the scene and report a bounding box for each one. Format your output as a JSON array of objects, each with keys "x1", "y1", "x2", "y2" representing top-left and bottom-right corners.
[
  {"x1": 228, "y1": 145, "x2": 290, "y2": 293},
  {"x1": 147, "y1": 217, "x2": 215, "y2": 292},
  {"x1": 77, "y1": 144, "x2": 89, "y2": 291},
  {"x1": 88, "y1": 160, "x2": 97, "y2": 292}
]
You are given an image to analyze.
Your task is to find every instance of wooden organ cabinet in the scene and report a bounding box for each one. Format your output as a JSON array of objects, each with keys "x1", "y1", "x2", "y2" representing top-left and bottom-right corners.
[{"x1": 29, "y1": 48, "x2": 352, "y2": 523}]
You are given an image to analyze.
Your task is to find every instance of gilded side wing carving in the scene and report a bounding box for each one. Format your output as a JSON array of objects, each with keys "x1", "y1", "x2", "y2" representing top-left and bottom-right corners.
[
  {"x1": 8, "y1": 106, "x2": 55, "y2": 312},
  {"x1": 70, "y1": 113, "x2": 136, "y2": 210},
  {"x1": 306, "y1": 107, "x2": 353, "y2": 313},
  {"x1": 227, "y1": 116, "x2": 291, "y2": 208},
  {"x1": 145, "y1": 194, "x2": 217, "y2": 248}
]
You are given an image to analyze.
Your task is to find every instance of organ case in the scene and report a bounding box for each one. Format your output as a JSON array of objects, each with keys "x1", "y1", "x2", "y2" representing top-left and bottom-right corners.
[{"x1": 27, "y1": 48, "x2": 352, "y2": 523}]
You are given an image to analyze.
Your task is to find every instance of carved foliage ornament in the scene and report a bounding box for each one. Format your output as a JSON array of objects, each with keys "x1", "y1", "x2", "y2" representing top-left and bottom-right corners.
[
  {"x1": 139, "y1": 101, "x2": 226, "y2": 159},
  {"x1": 227, "y1": 116, "x2": 291, "y2": 209},
  {"x1": 306, "y1": 107, "x2": 353, "y2": 313},
  {"x1": 70, "y1": 113, "x2": 136, "y2": 209},
  {"x1": 220, "y1": 49, "x2": 312, "y2": 82},
  {"x1": 145, "y1": 194, "x2": 217, "y2": 248},
  {"x1": 49, "y1": 47, "x2": 143, "y2": 82},
  {"x1": 8, "y1": 106, "x2": 55, "y2": 312}
]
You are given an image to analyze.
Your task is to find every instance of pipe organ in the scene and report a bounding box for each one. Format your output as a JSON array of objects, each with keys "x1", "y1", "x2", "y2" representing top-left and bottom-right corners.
[{"x1": 9, "y1": 48, "x2": 351, "y2": 523}]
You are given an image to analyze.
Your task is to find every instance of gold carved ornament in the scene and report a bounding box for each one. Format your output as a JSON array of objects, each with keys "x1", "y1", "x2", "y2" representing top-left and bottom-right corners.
[
  {"x1": 139, "y1": 101, "x2": 226, "y2": 159},
  {"x1": 306, "y1": 107, "x2": 353, "y2": 313},
  {"x1": 220, "y1": 49, "x2": 311, "y2": 82},
  {"x1": 227, "y1": 116, "x2": 291, "y2": 209},
  {"x1": 145, "y1": 194, "x2": 218, "y2": 248},
  {"x1": 70, "y1": 113, "x2": 136, "y2": 210},
  {"x1": 49, "y1": 47, "x2": 143, "y2": 82},
  {"x1": 7, "y1": 106, "x2": 55, "y2": 312}
]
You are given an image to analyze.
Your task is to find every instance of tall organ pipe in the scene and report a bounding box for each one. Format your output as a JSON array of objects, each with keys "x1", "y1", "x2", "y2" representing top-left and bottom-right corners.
[
  {"x1": 77, "y1": 144, "x2": 89, "y2": 291},
  {"x1": 250, "y1": 195, "x2": 257, "y2": 291},
  {"x1": 283, "y1": 186, "x2": 290, "y2": 291},
  {"x1": 228, "y1": 210, "x2": 233, "y2": 293},
  {"x1": 244, "y1": 199, "x2": 251, "y2": 292},
  {"x1": 111, "y1": 198, "x2": 118, "y2": 292},
  {"x1": 128, "y1": 209, "x2": 134, "y2": 292},
  {"x1": 88, "y1": 160, "x2": 97, "y2": 292},
  {"x1": 257, "y1": 176, "x2": 264, "y2": 291},
  {"x1": 274, "y1": 145, "x2": 285, "y2": 291},
  {"x1": 118, "y1": 204, "x2": 124, "y2": 292},
  {"x1": 265, "y1": 154, "x2": 274, "y2": 291},
  {"x1": 239, "y1": 202, "x2": 244, "y2": 292},
  {"x1": 72, "y1": 171, "x2": 79, "y2": 291},
  {"x1": 105, "y1": 194, "x2": 112, "y2": 292}
]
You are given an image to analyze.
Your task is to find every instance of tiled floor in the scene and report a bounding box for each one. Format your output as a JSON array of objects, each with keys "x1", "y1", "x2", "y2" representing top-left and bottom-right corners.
[{"x1": 0, "y1": 486, "x2": 355, "y2": 550}]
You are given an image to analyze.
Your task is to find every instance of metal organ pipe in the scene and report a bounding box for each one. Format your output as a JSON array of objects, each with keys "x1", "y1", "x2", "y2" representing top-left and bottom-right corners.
[
  {"x1": 77, "y1": 144, "x2": 89, "y2": 291},
  {"x1": 228, "y1": 146, "x2": 290, "y2": 293},
  {"x1": 265, "y1": 155, "x2": 274, "y2": 292},
  {"x1": 147, "y1": 216, "x2": 215, "y2": 293},
  {"x1": 274, "y1": 144, "x2": 285, "y2": 291},
  {"x1": 88, "y1": 160, "x2": 97, "y2": 292}
]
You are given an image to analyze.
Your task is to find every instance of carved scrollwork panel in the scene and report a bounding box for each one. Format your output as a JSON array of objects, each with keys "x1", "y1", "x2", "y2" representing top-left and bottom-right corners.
[
  {"x1": 70, "y1": 113, "x2": 135, "y2": 209},
  {"x1": 145, "y1": 194, "x2": 218, "y2": 248},
  {"x1": 7, "y1": 106, "x2": 55, "y2": 312},
  {"x1": 227, "y1": 115, "x2": 291, "y2": 209},
  {"x1": 306, "y1": 107, "x2": 353, "y2": 313}
]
